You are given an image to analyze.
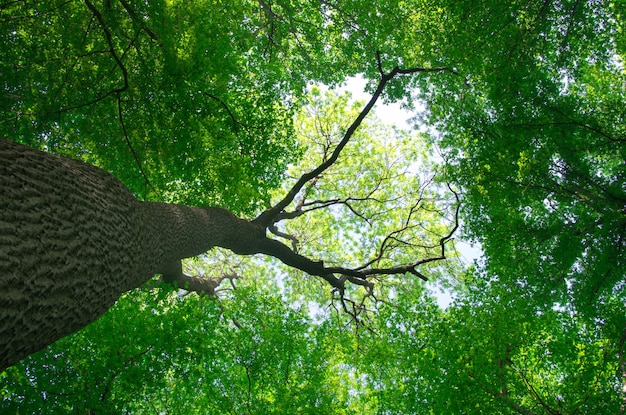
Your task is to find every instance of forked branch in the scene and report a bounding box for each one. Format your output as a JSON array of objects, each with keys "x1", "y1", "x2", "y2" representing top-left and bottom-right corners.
[
  {"x1": 249, "y1": 57, "x2": 460, "y2": 290},
  {"x1": 253, "y1": 185, "x2": 460, "y2": 288},
  {"x1": 253, "y1": 55, "x2": 458, "y2": 228}
]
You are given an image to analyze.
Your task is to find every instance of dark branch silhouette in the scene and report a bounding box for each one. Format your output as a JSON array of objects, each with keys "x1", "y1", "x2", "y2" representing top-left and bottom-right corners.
[
  {"x1": 254, "y1": 58, "x2": 457, "y2": 228},
  {"x1": 249, "y1": 58, "x2": 461, "y2": 291}
]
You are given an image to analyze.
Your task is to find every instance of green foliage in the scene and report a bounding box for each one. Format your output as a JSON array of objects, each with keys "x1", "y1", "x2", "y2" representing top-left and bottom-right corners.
[
  {"x1": 421, "y1": 0, "x2": 626, "y2": 324},
  {"x1": 424, "y1": 274, "x2": 623, "y2": 414},
  {"x1": 1, "y1": 0, "x2": 304, "y2": 212},
  {"x1": 1, "y1": 0, "x2": 625, "y2": 412},
  {"x1": 0, "y1": 282, "x2": 354, "y2": 414},
  {"x1": 280, "y1": 87, "x2": 459, "y2": 280}
]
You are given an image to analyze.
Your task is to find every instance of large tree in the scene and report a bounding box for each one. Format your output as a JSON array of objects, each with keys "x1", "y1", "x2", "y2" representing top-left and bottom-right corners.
[
  {"x1": 0, "y1": 89, "x2": 459, "y2": 412},
  {"x1": 0, "y1": 0, "x2": 461, "y2": 369},
  {"x1": 0, "y1": 65, "x2": 459, "y2": 370}
]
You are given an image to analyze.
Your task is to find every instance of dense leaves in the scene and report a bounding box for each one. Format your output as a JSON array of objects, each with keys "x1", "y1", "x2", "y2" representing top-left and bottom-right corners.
[
  {"x1": 1, "y1": 0, "x2": 625, "y2": 413},
  {"x1": 421, "y1": 0, "x2": 625, "y2": 311},
  {"x1": 1, "y1": 0, "x2": 304, "y2": 211},
  {"x1": 0, "y1": 283, "x2": 352, "y2": 414},
  {"x1": 424, "y1": 4, "x2": 626, "y2": 393}
]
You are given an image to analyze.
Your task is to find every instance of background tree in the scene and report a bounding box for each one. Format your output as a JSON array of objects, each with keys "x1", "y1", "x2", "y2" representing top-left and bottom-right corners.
[{"x1": 426, "y1": 0, "x2": 626, "y2": 315}]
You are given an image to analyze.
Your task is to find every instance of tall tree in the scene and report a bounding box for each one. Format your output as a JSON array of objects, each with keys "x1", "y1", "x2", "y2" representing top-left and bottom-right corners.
[
  {"x1": 0, "y1": 63, "x2": 458, "y2": 370},
  {"x1": 1, "y1": 89, "x2": 457, "y2": 412}
]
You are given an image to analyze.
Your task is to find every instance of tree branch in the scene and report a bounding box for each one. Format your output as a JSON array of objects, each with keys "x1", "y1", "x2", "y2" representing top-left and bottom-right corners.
[
  {"x1": 116, "y1": 94, "x2": 160, "y2": 199},
  {"x1": 257, "y1": 234, "x2": 432, "y2": 286},
  {"x1": 259, "y1": 183, "x2": 459, "y2": 286},
  {"x1": 204, "y1": 92, "x2": 248, "y2": 134},
  {"x1": 268, "y1": 224, "x2": 299, "y2": 251},
  {"x1": 275, "y1": 176, "x2": 389, "y2": 223},
  {"x1": 153, "y1": 273, "x2": 240, "y2": 296},
  {"x1": 248, "y1": 57, "x2": 461, "y2": 290},
  {"x1": 118, "y1": 0, "x2": 159, "y2": 41},
  {"x1": 84, "y1": 0, "x2": 129, "y2": 95},
  {"x1": 252, "y1": 66, "x2": 391, "y2": 228},
  {"x1": 253, "y1": 57, "x2": 458, "y2": 228}
]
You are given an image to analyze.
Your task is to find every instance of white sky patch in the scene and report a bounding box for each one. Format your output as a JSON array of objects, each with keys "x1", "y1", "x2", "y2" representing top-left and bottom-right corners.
[{"x1": 339, "y1": 75, "x2": 413, "y2": 129}]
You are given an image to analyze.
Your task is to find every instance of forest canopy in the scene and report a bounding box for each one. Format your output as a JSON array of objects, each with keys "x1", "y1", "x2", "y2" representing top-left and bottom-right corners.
[{"x1": 1, "y1": 0, "x2": 625, "y2": 413}]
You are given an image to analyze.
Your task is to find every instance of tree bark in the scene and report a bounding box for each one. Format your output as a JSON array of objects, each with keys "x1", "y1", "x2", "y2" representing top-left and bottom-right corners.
[{"x1": 0, "y1": 138, "x2": 263, "y2": 371}]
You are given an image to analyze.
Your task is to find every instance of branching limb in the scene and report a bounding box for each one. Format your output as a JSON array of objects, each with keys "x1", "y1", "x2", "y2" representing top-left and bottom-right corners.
[
  {"x1": 268, "y1": 224, "x2": 299, "y2": 251},
  {"x1": 50, "y1": 0, "x2": 130, "y2": 116},
  {"x1": 275, "y1": 177, "x2": 387, "y2": 224},
  {"x1": 253, "y1": 64, "x2": 395, "y2": 228},
  {"x1": 256, "y1": 233, "x2": 441, "y2": 286},
  {"x1": 356, "y1": 191, "x2": 429, "y2": 271},
  {"x1": 153, "y1": 259, "x2": 240, "y2": 295},
  {"x1": 85, "y1": 0, "x2": 160, "y2": 199},
  {"x1": 253, "y1": 55, "x2": 458, "y2": 228},
  {"x1": 118, "y1": 0, "x2": 159, "y2": 41},
  {"x1": 247, "y1": 56, "x2": 461, "y2": 296}
]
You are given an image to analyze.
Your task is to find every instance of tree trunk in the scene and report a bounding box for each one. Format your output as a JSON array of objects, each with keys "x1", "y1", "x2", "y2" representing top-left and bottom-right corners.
[{"x1": 0, "y1": 138, "x2": 262, "y2": 371}]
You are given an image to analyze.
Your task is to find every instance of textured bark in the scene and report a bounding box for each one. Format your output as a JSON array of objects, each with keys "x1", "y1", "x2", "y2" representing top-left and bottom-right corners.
[{"x1": 0, "y1": 138, "x2": 262, "y2": 371}]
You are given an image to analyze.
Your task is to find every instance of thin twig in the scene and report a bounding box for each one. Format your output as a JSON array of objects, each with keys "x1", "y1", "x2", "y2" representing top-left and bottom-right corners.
[{"x1": 116, "y1": 94, "x2": 160, "y2": 199}]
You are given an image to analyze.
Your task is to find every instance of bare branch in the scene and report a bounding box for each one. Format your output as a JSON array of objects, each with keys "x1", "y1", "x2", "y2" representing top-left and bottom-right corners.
[
  {"x1": 253, "y1": 57, "x2": 459, "y2": 228},
  {"x1": 277, "y1": 195, "x2": 381, "y2": 223},
  {"x1": 275, "y1": 175, "x2": 390, "y2": 224}
]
